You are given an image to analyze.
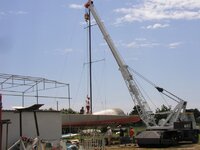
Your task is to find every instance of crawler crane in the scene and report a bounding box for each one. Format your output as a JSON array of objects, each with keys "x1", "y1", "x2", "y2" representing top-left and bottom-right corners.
[{"x1": 84, "y1": 0, "x2": 199, "y2": 147}]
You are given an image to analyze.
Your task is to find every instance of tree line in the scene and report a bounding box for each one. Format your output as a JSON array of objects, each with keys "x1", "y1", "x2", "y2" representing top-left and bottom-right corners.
[
  {"x1": 46, "y1": 105, "x2": 200, "y2": 124},
  {"x1": 129, "y1": 105, "x2": 200, "y2": 124}
]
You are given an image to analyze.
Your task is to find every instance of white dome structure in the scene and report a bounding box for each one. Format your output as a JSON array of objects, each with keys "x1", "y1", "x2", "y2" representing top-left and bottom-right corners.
[{"x1": 93, "y1": 108, "x2": 126, "y2": 116}]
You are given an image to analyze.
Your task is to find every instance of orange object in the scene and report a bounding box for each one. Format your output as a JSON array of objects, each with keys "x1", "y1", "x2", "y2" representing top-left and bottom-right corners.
[
  {"x1": 129, "y1": 127, "x2": 134, "y2": 138},
  {"x1": 84, "y1": 13, "x2": 90, "y2": 22},
  {"x1": 84, "y1": 0, "x2": 93, "y2": 8}
]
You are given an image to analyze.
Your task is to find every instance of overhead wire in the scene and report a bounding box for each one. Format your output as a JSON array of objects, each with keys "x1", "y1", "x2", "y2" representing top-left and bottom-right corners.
[
  {"x1": 128, "y1": 67, "x2": 156, "y2": 87},
  {"x1": 128, "y1": 66, "x2": 172, "y2": 109},
  {"x1": 56, "y1": 6, "x2": 84, "y2": 110},
  {"x1": 84, "y1": 7, "x2": 108, "y2": 111},
  {"x1": 74, "y1": 63, "x2": 87, "y2": 108},
  {"x1": 73, "y1": 12, "x2": 91, "y2": 108},
  {"x1": 133, "y1": 72, "x2": 158, "y2": 109},
  {"x1": 159, "y1": 92, "x2": 171, "y2": 108}
]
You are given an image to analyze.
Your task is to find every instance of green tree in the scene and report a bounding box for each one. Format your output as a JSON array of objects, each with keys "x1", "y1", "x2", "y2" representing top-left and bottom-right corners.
[
  {"x1": 129, "y1": 105, "x2": 140, "y2": 115},
  {"x1": 155, "y1": 104, "x2": 171, "y2": 124},
  {"x1": 186, "y1": 108, "x2": 200, "y2": 123},
  {"x1": 61, "y1": 108, "x2": 78, "y2": 114},
  {"x1": 129, "y1": 105, "x2": 144, "y2": 126},
  {"x1": 46, "y1": 107, "x2": 55, "y2": 111}
]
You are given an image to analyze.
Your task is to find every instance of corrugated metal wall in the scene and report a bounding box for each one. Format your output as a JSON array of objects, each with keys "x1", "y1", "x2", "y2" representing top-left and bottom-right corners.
[{"x1": 2, "y1": 111, "x2": 61, "y2": 149}]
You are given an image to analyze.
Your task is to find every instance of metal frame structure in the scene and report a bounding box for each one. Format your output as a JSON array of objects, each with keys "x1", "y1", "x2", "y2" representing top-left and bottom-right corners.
[{"x1": 0, "y1": 73, "x2": 71, "y2": 108}]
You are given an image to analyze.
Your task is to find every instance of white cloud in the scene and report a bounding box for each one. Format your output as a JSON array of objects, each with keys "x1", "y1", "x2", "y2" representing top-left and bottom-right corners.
[
  {"x1": 168, "y1": 42, "x2": 182, "y2": 49},
  {"x1": 0, "y1": 10, "x2": 28, "y2": 16},
  {"x1": 14, "y1": 11, "x2": 28, "y2": 15},
  {"x1": 114, "y1": 0, "x2": 200, "y2": 24},
  {"x1": 124, "y1": 39, "x2": 160, "y2": 49},
  {"x1": 80, "y1": 18, "x2": 96, "y2": 26},
  {"x1": 127, "y1": 57, "x2": 139, "y2": 62},
  {"x1": 0, "y1": 11, "x2": 6, "y2": 16},
  {"x1": 146, "y1": 23, "x2": 169, "y2": 29},
  {"x1": 63, "y1": 48, "x2": 73, "y2": 53},
  {"x1": 124, "y1": 40, "x2": 182, "y2": 49},
  {"x1": 135, "y1": 38, "x2": 147, "y2": 41},
  {"x1": 99, "y1": 42, "x2": 107, "y2": 46},
  {"x1": 126, "y1": 42, "x2": 137, "y2": 48},
  {"x1": 69, "y1": 4, "x2": 84, "y2": 10},
  {"x1": 54, "y1": 48, "x2": 73, "y2": 55}
]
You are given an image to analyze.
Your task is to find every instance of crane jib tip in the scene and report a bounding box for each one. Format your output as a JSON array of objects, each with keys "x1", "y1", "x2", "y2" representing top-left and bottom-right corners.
[{"x1": 84, "y1": 0, "x2": 93, "y2": 8}]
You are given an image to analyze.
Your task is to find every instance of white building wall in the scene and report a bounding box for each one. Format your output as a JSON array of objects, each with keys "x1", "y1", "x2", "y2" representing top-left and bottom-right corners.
[{"x1": 2, "y1": 111, "x2": 61, "y2": 149}]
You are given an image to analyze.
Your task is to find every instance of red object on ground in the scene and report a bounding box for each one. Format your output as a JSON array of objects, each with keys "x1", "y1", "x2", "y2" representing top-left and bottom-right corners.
[{"x1": 129, "y1": 127, "x2": 135, "y2": 138}]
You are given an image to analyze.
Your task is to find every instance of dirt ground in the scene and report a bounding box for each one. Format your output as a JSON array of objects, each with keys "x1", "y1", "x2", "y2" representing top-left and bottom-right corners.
[{"x1": 105, "y1": 143, "x2": 200, "y2": 150}]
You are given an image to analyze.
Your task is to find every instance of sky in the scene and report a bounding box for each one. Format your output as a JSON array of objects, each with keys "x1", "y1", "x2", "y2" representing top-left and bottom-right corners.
[{"x1": 0, "y1": 0, "x2": 200, "y2": 114}]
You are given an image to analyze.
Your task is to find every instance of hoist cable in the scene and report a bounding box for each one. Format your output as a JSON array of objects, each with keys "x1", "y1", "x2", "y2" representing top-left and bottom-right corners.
[
  {"x1": 128, "y1": 66, "x2": 179, "y2": 105},
  {"x1": 134, "y1": 77, "x2": 157, "y2": 109},
  {"x1": 128, "y1": 67, "x2": 156, "y2": 87}
]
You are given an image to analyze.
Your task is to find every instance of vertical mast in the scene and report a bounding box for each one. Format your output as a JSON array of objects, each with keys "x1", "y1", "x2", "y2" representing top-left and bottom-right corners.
[
  {"x1": 88, "y1": 9, "x2": 93, "y2": 114},
  {"x1": 85, "y1": 4, "x2": 93, "y2": 114}
]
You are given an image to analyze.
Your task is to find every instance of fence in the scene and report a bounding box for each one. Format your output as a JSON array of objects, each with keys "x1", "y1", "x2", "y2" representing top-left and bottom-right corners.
[{"x1": 80, "y1": 134, "x2": 105, "y2": 150}]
